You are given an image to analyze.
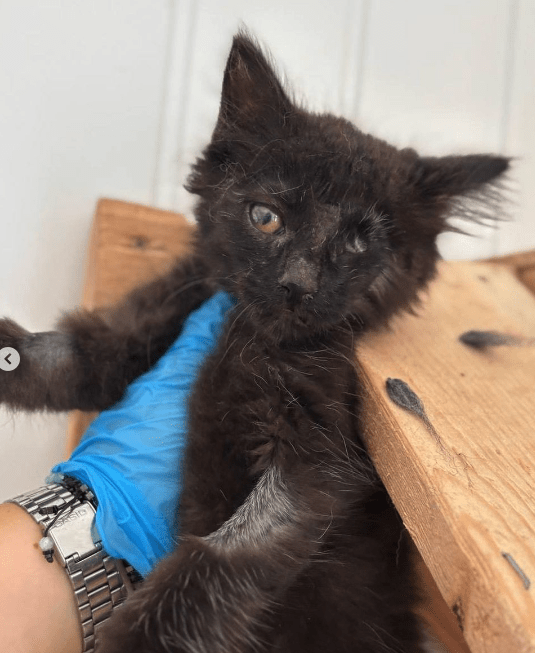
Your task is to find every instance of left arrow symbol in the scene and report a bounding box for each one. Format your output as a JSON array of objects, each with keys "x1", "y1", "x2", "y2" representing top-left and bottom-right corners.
[{"x1": 0, "y1": 347, "x2": 20, "y2": 371}]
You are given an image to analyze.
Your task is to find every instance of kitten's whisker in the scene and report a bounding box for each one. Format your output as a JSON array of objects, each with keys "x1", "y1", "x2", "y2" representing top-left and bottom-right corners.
[{"x1": 213, "y1": 299, "x2": 262, "y2": 370}]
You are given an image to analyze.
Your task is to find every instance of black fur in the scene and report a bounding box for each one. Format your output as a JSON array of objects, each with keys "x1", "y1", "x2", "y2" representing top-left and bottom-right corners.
[{"x1": 0, "y1": 32, "x2": 509, "y2": 652}]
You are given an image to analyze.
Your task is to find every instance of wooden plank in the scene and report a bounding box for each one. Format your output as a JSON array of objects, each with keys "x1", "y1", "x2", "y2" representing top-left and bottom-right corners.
[
  {"x1": 414, "y1": 548, "x2": 471, "y2": 653},
  {"x1": 357, "y1": 260, "x2": 535, "y2": 652},
  {"x1": 413, "y1": 547, "x2": 471, "y2": 653},
  {"x1": 487, "y1": 249, "x2": 535, "y2": 296},
  {"x1": 82, "y1": 198, "x2": 194, "y2": 309}
]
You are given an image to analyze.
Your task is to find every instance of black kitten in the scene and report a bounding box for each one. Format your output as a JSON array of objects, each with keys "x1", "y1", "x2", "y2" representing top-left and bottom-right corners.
[{"x1": 0, "y1": 33, "x2": 508, "y2": 652}]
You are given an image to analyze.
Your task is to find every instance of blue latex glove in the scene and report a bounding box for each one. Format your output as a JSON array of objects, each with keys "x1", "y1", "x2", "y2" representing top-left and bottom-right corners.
[{"x1": 49, "y1": 291, "x2": 235, "y2": 577}]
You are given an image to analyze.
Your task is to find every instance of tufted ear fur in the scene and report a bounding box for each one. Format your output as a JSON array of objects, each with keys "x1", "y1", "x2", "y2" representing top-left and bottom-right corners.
[
  {"x1": 417, "y1": 154, "x2": 509, "y2": 196},
  {"x1": 411, "y1": 153, "x2": 510, "y2": 232},
  {"x1": 213, "y1": 32, "x2": 294, "y2": 137}
]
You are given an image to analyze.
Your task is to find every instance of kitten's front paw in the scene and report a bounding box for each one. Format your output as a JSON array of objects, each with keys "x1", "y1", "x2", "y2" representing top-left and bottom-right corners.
[
  {"x1": 0, "y1": 319, "x2": 76, "y2": 410},
  {"x1": 96, "y1": 604, "x2": 144, "y2": 653},
  {"x1": 0, "y1": 318, "x2": 30, "y2": 397},
  {"x1": 97, "y1": 539, "x2": 252, "y2": 653},
  {"x1": 96, "y1": 586, "x2": 171, "y2": 653}
]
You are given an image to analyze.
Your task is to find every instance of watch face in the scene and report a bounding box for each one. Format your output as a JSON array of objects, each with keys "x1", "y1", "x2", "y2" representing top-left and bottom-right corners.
[{"x1": 50, "y1": 503, "x2": 100, "y2": 565}]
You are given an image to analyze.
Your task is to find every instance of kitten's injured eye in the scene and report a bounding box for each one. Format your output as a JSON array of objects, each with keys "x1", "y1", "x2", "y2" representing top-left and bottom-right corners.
[
  {"x1": 249, "y1": 204, "x2": 283, "y2": 234},
  {"x1": 345, "y1": 236, "x2": 367, "y2": 255}
]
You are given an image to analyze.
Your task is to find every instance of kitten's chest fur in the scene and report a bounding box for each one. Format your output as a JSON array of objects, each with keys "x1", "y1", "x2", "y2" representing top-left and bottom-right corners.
[
  {"x1": 180, "y1": 313, "x2": 366, "y2": 537},
  {"x1": 175, "y1": 308, "x2": 411, "y2": 653}
]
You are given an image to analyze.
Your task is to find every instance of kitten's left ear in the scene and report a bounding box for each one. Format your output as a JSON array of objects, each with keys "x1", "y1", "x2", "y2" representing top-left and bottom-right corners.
[
  {"x1": 214, "y1": 32, "x2": 294, "y2": 135},
  {"x1": 415, "y1": 154, "x2": 509, "y2": 198},
  {"x1": 411, "y1": 153, "x2": 510, "y2": 230}
]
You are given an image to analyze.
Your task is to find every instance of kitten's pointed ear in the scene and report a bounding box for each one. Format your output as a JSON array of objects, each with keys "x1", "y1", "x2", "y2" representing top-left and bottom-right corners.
[
  {"x1": 416, "y1": 154, "x2": 509, "y2": 198},
  {"x1": 411, "y1": 153, "x2": 510, "y2": 229},
  {"x1": 214, "y1": 33, "x2": 294, "y2": 135}
]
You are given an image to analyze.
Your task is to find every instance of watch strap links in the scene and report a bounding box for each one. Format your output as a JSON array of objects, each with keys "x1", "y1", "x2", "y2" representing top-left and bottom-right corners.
[{"x1": 8, "y1": 480, "x2": 141, "y2": 652}]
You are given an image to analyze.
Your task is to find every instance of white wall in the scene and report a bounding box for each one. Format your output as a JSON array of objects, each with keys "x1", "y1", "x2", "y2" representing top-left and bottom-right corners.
[
  {"x1": 0, "y1": 1, "x2": 170, "y2": 498},
  {"x1": 0, "y1": 0, "x2": 533, "y2": 499}
]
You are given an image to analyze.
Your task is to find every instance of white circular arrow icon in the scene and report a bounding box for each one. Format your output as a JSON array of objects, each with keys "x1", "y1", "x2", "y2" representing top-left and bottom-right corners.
[{"x1": 0, "y1": 347, "x2": 20, "y2": 371}]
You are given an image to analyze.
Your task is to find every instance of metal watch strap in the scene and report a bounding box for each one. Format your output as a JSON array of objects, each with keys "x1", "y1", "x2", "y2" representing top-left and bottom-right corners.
[{"x1": 9, "y1": 481, "x2": 139, "y2": 652}]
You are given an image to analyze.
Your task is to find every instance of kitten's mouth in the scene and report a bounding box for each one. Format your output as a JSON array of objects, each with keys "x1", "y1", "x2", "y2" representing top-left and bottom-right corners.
[
  {"x1": 237, "y1": 283, "x2": 344, "y2": 342},
  {"x1": 253, "y1": 301, "x2": 339, "y2": 344},
  {"x1": 282, "y1": 304, "x2": 306, "y2": 319},
  {"x1": 283, "y1": 310, "x2": 309, "y2": 329}
]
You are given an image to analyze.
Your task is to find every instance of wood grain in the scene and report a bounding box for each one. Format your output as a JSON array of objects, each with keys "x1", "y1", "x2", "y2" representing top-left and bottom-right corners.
[
  {"x1": 358, "y1": 260, "x2": 535, "y2": 652},
  {"x1": 487, "y1": 249, "x2": 535, "y2": 295},
  {"x1": 414, "y1": 548, "x2": 471, "y2": 653},
  {"x1": 82, "y1": 198, "x2": 194, "y2": 310}
]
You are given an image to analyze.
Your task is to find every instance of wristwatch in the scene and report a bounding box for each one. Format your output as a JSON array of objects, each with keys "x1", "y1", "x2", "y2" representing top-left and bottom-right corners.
[{"x1": 9, "y1": 477, "x2": 141, "y2": 652}]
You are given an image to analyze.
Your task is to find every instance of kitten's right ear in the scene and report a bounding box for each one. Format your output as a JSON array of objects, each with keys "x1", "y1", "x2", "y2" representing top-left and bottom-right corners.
[{"x1": 214, "y1": 32, "x2": 294, "y2": 135}]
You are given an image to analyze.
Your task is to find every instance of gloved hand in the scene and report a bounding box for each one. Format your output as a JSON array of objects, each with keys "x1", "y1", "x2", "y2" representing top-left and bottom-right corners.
[{"x1": 49, "y1": 291, "x2": 235, "y2": 577}]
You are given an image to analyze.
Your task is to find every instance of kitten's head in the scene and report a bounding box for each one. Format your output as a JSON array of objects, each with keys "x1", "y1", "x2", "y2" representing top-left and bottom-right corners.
[{"x1": 188, "y1": 33, "x2": 509, "y2": 344}]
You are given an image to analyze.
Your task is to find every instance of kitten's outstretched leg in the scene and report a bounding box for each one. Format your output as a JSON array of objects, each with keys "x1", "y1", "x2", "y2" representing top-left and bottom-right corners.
[
  {"x1": 97, "y1": 464, "x2": 362, "y2": 653},
  {"x1": 0, "y1": 256, "x2": 212, "y2": 412}
]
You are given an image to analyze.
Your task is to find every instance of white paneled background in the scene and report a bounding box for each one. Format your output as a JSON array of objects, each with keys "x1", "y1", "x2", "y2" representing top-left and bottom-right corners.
[{"x1": 0, "y1": 0, "x2": 533, "y2": 499}]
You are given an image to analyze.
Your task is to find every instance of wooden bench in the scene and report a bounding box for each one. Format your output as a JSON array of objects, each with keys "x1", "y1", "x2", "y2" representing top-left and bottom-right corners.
[{"x1": 68, "y1": 198, "x2": 535, "y2": 653}]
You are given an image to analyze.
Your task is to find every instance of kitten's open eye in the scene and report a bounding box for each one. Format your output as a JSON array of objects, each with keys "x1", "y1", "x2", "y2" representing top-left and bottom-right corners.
[
  {"x1": 346, "y1": 236, "x2": 367, "y2": 255},
  {"x1": 249, "y1": 204, "x2": 283, "y2": 234}
]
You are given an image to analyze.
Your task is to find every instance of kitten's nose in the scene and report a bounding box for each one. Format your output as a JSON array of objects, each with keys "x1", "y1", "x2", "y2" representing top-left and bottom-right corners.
[
  {"x1": 279, "y1": 256, "x2": 318, "y2": 305},
  {"x1": 280, "y1": 281, "x2": 314, "y2": 304}
]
